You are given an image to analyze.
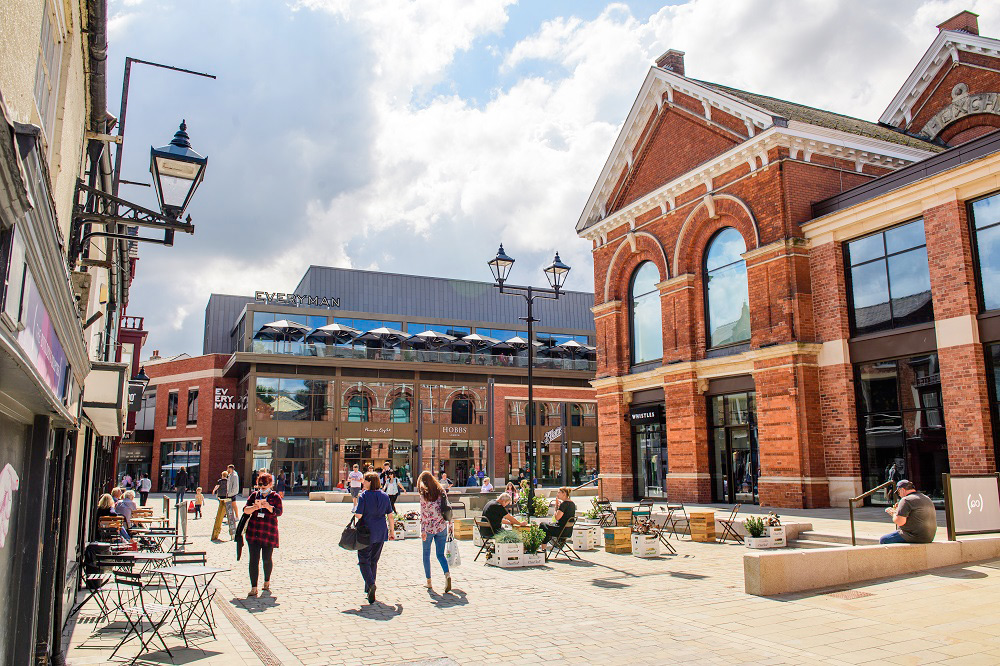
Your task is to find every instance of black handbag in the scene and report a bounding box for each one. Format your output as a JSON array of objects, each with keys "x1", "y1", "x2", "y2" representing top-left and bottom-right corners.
[
  {"x1": 439, "y1": 492, "x2": 453, "y2": 521},
  {"x1": 339, "y1": 516, "x2": 370, "y2": 551}
]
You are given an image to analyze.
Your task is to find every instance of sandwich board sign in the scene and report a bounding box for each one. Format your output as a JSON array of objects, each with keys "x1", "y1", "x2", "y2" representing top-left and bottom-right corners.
[{"x1": 944, "y1": 473, "x2": 1000, "y2": 541}]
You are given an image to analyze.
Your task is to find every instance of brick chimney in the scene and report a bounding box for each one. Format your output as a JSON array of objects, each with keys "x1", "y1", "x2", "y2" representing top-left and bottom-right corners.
[
  {"x1": 150, "y1": 349, "x2": 161, "y2": 360},
  {"x1": 655, "y1": 49, "x2": 685, "y2": 76},
  {"x1": 937, "y1": 10, "x2": 979, "y2": 35}
]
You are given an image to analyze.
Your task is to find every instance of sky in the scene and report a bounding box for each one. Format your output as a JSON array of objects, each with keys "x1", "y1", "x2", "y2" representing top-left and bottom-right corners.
[{"x1": 105, "y1": 0, "x2": 1000, "y2": 357}]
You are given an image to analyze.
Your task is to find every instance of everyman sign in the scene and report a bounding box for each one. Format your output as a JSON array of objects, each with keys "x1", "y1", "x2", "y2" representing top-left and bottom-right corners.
[{"x1": 255, "y1": 291, "x2": 340, "y2": 307}]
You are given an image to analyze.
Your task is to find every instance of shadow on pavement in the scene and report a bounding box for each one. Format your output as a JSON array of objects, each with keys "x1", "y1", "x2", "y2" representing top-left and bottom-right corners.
[
  {"x1": 229, "y1": 592, "x2": 280, "y2": 614},
  {"x1": 426, "y1": 588, "x2": 469, "y2": 608},
  {"x1": 342, "y1": 601, "x2": 404, "y2": 620}
]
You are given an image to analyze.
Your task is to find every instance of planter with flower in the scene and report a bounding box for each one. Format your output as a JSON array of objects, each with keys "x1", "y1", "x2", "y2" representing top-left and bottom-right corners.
[
  {"x1": 520, "y1": 525, "x2": 547, "y2": 566},
  {"x1": 630, "y1": 518, "x2": 661, "y2": 557},
  {"x1": 392, "y1": 514, "x2": 407, "y2": 539},
  {"x1": 743, "y1": 516, "x2": 772, "y2": 549},
  {"x1": 401, "y1": 510, "x2": 421, "y2": 537},
  {"x1": 487, "y1": 530, "x2": 525, "y2": 568},
  {"x1": 763, "y1": 512, "x2": 785, "y2": 547}
]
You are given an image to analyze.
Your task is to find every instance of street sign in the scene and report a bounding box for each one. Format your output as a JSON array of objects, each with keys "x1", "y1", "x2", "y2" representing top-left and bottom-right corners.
[{"x1": 944, "y1": 473, "x2": 1000, "y2": 540}]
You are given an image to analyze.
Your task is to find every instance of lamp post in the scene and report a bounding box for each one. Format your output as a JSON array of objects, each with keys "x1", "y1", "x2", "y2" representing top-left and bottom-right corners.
[{"x1": 488, "y1": 244, "x2": 570, "y2": 519}]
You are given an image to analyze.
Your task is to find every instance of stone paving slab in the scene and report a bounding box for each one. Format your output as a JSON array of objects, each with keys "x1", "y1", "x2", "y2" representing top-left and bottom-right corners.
[{"x1": 68, "y1": 497, "x2": 1000, "y2": 665}]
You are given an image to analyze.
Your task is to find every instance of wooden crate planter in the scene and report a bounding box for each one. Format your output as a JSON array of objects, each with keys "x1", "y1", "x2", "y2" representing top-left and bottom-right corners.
[
  {"x1": 631, "y1": 534, "x2": 660, "y2": 558},
  {"x1": 453, "y1": 518, "x2": 475, "y2": 541},
  {"x1": 688, "y1": 511, "x2": 716, "y2": 542},
  {"x1": 615, "y1": 508, "x2": 633, "y2": 527},
  {"x1": 603, "y1": 527, "x2": 632, "y2": 554},
  {"x1": 521, "y1": 552, "x2": 545, "y2": 566},
  {"x1": 570, "y1": 526, "x2": 599, "y2": 551},
  {"x1": 487, "y1": 554, "x2": 523, "y2": 568},
  {"x1": 494, "y1": 542, "x2": 523, "y2": 558},
  {"x1": 745, "y1": 536, "x2": 773, "y2": 549}
]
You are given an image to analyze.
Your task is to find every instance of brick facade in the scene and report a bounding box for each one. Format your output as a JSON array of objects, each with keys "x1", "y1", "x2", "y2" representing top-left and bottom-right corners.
[{"x1": 578, "y1": 14, "x2": 1000, "y2": 507}]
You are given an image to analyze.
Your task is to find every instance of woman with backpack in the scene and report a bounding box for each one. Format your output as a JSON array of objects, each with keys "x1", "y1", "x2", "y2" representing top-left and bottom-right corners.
[{"x1": 416, "y1": 470, "x2": 452, "y2": 592}]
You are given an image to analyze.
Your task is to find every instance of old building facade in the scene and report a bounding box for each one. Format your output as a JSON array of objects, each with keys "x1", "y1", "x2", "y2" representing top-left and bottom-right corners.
[{"x1": 578, "y1": 11, "x2": 1000, "y2": 508}]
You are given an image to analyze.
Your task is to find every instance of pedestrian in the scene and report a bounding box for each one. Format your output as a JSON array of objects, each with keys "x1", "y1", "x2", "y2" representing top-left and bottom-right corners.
[
  {"x1": 276, "y1": 471, "x2": 286, "y2": 498},
  {"x1": 194, "y1": 487, "x2": 204, "y2": 519},
  {"x1": 138, "y1": 473, "x2": 151, "y2": 506},
  {"x1": 174, "y1": 467, "x2": 189, "y2": 507},
  {"x1": 251, "y1": 468, "x2": 259, "y2": 490},
  {"x1": 439, "y1": 471, "x2": 452, "y2": 490},
  {"x1": 481, "y1": 476, "x2": 494, "y2": 492},
  {"x1": 505, "y1": 481, "x2": 518, "y2": 503},
  {"x1": 115, "y1": 489, "x2": 138, "y2": 530},
  {"x1": 880, "y1": 480, "x2": 937, "y2": 544},
  {"x1": 466, "y1": 471, "x2": 478, "y2": 487},
  {"x1": 417, "y1": 470, "x2": 452, "y2": 592},
  {"x1": 353, "y1": 471, "x2": 395, "y2": 604},
  {"x1": 384, "y1": 470, "x2": 401, "y2": 511},
  {"x1": 348, "y1": 464, "x2": 363, "y2": 508},
  {"x1": 379, "y1": 461, "x2": 392, "y2": 486},
  {"x1": 243, "y1": 472, "x2": 283, "y2": 597},
  {"x1": 226, "y1": 464, "x2": 241, "y2": 538},
  {"x1": 211, "y1": 470, "x2": 230, "y2": 541}
]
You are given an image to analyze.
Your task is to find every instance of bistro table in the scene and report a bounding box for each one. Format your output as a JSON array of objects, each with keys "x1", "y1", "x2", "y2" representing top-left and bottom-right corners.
[
  {"x1": 154, "y1": 565, "x2": 229, "y2": 644},
  {"x1": 124, "y1": 552, "x2": 174, "y2": 575}
]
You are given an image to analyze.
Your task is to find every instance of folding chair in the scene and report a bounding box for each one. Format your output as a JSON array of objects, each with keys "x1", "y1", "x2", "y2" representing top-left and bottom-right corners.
[
  {"x1": 473, "y1": 517, "x2": 496, "y2": 562},
  {"x1": 545, "y1": 517, "x2": 581, "y2": 562},
  {"x1": 110, "y1": 571, "x2": 175, "y2": 664},
  {"x1": 631, "y1": 501, "x2": 653, "y2": 528},
  {"x1": 596, "y1": 500, "x2": 615, "y2": 527},
  {"x1": 717, "y1": 504, "x2": 743, "y2": 543},
  {"x1": 171, "y1": 551, "x2": 206, "y2": 565},
  {"x1": 81, "y1": 554, "x2": 139, "y2": 623},
  {"x1": 647, "y1": 518, "x2": 677, "y2": 555},
  {"x1": 665, "y1": 503, "x2": 689, "y2": 539}
]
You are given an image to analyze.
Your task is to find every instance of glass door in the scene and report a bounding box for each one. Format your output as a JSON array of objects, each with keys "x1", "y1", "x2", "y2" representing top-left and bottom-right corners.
[
  {"x1": 389, "y1": 440, "x2": 413, "y2": 491},
  {"x1": 709, "y1": 392, "x2": 758, "y2": 504},
  {"x1": 634, "y1": 423, "x2": 667, "y2": 498}
]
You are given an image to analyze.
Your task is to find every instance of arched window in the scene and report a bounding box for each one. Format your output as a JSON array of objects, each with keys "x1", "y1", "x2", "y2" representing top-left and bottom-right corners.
[
  {"x1": 705, "y1": 228, "x2": 751, "y2": 348},
  {"x1": 523, "y1": 403, "x2": 545, "y2": 426},
  {"x1": 630, "y1": 262, "x2": 663, "y2": 365},
  {"x1": 347, "y1": 393, "x2": 369, "y2": 422},
  {"x1": 390, "y1": 396, "x2": 410, "y2": 423},
  {"x1": 451, "y1": 396, "x2": 473, "y2": 424},
  {"x1": 569, "y1": 404, "x2": 583, "y2": 427}
]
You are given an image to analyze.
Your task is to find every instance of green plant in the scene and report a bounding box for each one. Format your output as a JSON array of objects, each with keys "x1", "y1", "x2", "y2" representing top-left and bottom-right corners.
[
  {"x1": 583, "y1": 497, "x2": 601, "y2": 520},
  {"x1": 516, "y1": 493, "x2": 549, "y2": 517},
  {"x1": 744, "y1": 516, "x2": 767, "y2": 538},
  {"x1": 521, "y1": 525, "x2": 546, "y2": 554},
  {"x1": 393, "y1": 513, "x2": 405, "y2": 525},
  {"x1": 633, "y1": 518, "x2": 654, "y2": 535},
  {"x1": 496, "y1": 530, "x2": 523, "y2": 544}
]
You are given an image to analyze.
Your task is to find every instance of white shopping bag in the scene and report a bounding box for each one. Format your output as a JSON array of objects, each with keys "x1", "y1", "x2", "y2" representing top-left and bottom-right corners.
[{"x1": 446, "y1": 537, "x2": 462, "y2": 568}]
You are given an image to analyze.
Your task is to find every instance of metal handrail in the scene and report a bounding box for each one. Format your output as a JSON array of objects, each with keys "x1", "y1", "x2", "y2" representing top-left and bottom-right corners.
[
  {"x1": 570, "y1": 478, "x2": 598, "y2": 493},
  {"x1": 848, "y1": 480, "x2": 894, "y2": 546}
]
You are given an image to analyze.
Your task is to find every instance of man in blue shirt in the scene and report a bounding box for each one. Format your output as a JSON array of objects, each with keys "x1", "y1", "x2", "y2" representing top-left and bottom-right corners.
[{"x1": 353, "y1": 472, "x2": 395, "y2": 604}]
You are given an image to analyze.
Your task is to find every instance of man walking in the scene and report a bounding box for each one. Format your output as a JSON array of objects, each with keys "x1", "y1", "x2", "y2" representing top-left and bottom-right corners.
[
  {"x1": 138, "y1": 473, "x2": 152, "y2": 506},
  {"x1": 226, "y1": 464, "x2": 241, "y2": 538},
  {"x1": 211, "y1": 469, "x2": 229, "y2": 541}
]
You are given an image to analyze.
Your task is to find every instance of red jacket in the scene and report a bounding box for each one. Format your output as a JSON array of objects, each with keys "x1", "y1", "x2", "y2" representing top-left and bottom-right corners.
[{"x1": 244, "y1": 491, "x2": 283, "y2": 548}]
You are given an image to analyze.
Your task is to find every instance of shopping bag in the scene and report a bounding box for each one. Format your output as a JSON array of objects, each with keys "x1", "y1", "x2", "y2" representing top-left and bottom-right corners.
[
  {"x1": 339, "y1": 516, "x2": 370, "y2": 551},
  {"x1": 446, "y1": 537, "x2": 462, "y2": 568}
]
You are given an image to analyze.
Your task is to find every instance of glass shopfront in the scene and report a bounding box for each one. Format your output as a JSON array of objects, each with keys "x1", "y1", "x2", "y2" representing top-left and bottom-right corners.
[
  {"x1": 257, "y1": 436, "x2": 333, "y2": 493},
  {"x1": 340, "y1": 438, "x2": 414, "y2": 489},
  {"x1": 709, "y1": 392, "x2": 758, "y2": 504},
  {"x1": 422, "y1": 439, "x2": 486, "y2": 486},
  {"x1": 159, "y1": 440, "x2": 201, "y2": 491},
  {"x1": 631, "y1": 404, "x2": 667, "y2": 498},
  {"x1": 856, "y1": 353, "x2": 947, "y2": 505},
  {"x1": 991, "y1": 344, "x2": 1000, "y2": 460}
]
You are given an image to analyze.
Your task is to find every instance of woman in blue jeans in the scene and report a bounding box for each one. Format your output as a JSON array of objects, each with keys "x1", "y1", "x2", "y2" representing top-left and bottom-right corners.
[{"x1": 417, "y1": 470, "x2": 452, "y2": 592}]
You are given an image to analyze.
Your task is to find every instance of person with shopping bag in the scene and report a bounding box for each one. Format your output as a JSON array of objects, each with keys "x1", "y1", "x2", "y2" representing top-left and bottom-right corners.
[
  {"x1": 353, "y1": 472, "x2": 395, "y2": 604},
  {"x1": 416, "y1": 471, "x2": 453, "y2": 592}
]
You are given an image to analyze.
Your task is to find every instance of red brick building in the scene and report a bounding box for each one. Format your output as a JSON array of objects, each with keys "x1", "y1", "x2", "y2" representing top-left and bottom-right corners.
[
  {"x1": 122, "y1": 353, "x2": 239, "y2": 493},
  {"x1": 577, "y1": 11, "x2": 1000, "y2": 507}
]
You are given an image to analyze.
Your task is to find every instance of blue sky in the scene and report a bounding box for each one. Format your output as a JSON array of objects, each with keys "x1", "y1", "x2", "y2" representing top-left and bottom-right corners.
[{"x1": 105, "y1": 0, "x2": 998, "y2": 356}]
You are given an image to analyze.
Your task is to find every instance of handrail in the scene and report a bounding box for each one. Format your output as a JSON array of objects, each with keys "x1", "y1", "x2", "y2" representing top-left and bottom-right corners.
[
  {"x1": 570, "y1": 478, "x2": 598, "y2": 493},
  {"x1": 848, "y1": 480, "x2": 894, "y2": 546}
]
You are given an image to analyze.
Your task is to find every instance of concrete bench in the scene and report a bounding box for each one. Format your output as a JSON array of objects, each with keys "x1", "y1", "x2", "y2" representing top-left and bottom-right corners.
[
  {"x1": 744, "y1": 537, "x2": 1000, "y2": 596},
  {"x1": 324, "y1": 493, "x2": 353, "y2": 503},
  {"x1": 308, "y1": 492, "x2": 327, "y2": 501}
]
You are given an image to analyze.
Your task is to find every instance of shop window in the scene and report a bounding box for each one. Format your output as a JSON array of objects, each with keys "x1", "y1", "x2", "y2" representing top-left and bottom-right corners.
[
  {"x1": 708, "y1": 391, "x2": 757, "y2": 504},
  {"x1": 391, "y1": 396, "x2": 411, "y2": 423},
  {"x1": 846, "y1": 219, "x2": 933, "y2": 335},
  {"x1": 629, "y1": 261, "x2": 663, "y2": 364},
  {"x1": 348, "y1": 393, "x2": 369, "y2": 422},
  {"x1": 856, "y1": 354, "x2": 948, "y2": 503},
  {"x1": 135, "y1": 388, "x2": 156, "y2": 430},
  {"x1": 569, "y1": 404, "x2": 583, "y2": 427},
  {"x1": 159, "y1": 440, "x2": 200, "y2": 490},
  {"x1": 705, "y1": 228, "x2": 751, "y2": 348},
  {"x1": 970, "y1": 192, "x2": 1000, "y2": 311},
  {"x1": 34, "y1": 0, "x2": 65, "y2": 146},
  {"x1": 166, "y1": 391, "x2": 178, "y2": 427},
  {"x1": 187, "y1": 389, "x2": 199, "y2": 425},
  {"x1": 451, "y1": 396, "x2": 473, "y2": 424}
]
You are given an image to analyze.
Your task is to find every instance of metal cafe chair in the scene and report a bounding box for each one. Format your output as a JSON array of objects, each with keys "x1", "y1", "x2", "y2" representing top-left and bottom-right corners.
[
  {"x1": 630, "y1": 501, "x2": 653, "y2": 529},
  {"x1": 647, "y1": 517, "x2": 678, "y2": 555},
  {"x1": 473, "y1": 517, "x2": 498, "y2": 562},
  {"x1": 110, "y1": 571, "x2": 175, "y2": 664},
  {"x1": 545, "y1": 517, "x2": 581, "y2": 562},
  {"x1": 595, "y1": 500, "x2": 615, "y2": 527},
  {"x1": 665, "y1": 503, "x2": 690, "y2": 539},
  {"x1": 718, "y1": 504, "x2": 744, "y2": 544},
  {"x1": 171, "y1": 551, "x2": 207, "y2": 565}
]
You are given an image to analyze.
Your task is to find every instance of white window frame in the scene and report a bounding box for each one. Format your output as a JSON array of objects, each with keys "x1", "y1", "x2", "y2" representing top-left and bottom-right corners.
[{"x1": 33, "y1": 0, "x2": 67, "y2": 150}]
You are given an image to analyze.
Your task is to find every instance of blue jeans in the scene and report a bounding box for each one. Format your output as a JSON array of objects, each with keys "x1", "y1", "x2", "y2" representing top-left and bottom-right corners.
[
  {"x1": 879, "y1": 530, "x2": 908, "y2": 544},
  {"x1": 422, "y1": 530, "x2": 449, "y2": 578}
]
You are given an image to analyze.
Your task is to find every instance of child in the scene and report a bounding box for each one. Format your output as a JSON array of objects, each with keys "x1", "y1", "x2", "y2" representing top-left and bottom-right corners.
[{"x1": 194, "y1": 486, "x2": 204, "y2": 519}]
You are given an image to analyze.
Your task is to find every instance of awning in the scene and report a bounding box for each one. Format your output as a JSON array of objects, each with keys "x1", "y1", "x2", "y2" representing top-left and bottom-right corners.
[{"x1": 82, "y1": 361, "x2": 128, "y2": 436}]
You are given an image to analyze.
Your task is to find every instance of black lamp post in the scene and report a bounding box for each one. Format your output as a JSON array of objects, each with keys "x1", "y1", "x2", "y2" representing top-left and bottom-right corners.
[
  {"x1": 488, "y1": 244, "x2": 570, "y2": 519},
  {"x1": 150, "y1": 121, "x2": 208, "y2": 220}
]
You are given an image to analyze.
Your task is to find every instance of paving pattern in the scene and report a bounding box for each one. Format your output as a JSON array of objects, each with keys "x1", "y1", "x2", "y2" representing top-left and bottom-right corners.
[{"x1": 67, "y1": 497, "x2": 1000, "y2": 665}]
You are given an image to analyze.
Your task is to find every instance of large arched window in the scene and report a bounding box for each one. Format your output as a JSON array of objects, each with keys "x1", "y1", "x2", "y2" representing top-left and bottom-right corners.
[
  {"x1": 569, "y1": 403, "x2": 583, "y2": 427},
  {"x1": 347, "y1": 393, "x2": 369, "y2": 422},
  {"x1": 705, "y1": 228, "x2": 751, "y2": 348},
  {"x1": 629, "y1": 262, "x2": 663, "y2": 365},
  {"x1": 390, "y1": 396, "x2": 411, "y2": 423},
  {"x1": 451, "y1": 396, "x2": 473, "y2": 424}
]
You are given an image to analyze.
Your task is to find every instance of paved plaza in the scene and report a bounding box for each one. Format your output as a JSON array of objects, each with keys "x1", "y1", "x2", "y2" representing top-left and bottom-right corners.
[{"x1": 66, "y1": 498, "x2": 1000, "y2": 665}]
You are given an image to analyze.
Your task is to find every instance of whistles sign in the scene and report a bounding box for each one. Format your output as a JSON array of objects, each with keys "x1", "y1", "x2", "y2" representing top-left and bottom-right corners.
[{"x1": 629, "y1": 404, "x2": 664, "y2": 426}]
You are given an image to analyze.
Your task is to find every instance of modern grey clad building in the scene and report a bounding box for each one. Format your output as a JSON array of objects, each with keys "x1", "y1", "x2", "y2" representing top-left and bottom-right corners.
[{"x1": 203, "y1": 266, "x2": 600, "y2": 493}]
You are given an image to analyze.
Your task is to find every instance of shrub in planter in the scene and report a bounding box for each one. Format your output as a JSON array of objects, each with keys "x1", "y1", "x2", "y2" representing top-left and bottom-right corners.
[
  {"x1": 743, "y1": 515, "x2": 767, "y2": 538},
  {"x1": 516, "y1": 493, "x2": 549, "y2": 518},
  {"x1": 582, "y1": 498, "x2": 602, "y2": 521},
  {"x1": 495, "y1": 530, "x2": 523, "y2": 544},
  {"x1": 521, "y1": 525, "x2": 546, "y2": 555}
]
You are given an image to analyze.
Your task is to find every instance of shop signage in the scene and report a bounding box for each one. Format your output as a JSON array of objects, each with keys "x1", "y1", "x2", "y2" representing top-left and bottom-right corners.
[
  {"x1": 214, "y1": 388, "x2": 245, "y2": 410},
  {"x1": 16, "y1": 267, "x2": 68, "y2": 399},
  {"x1": 255, "y1": 291, "x2": 341, "y2": 308},
  {"x1": 629, "y1": 404, "x2": 664, "y2": 426},
  {"x1": 127, "y1": 380, "x2": 145, "y2": 412},
  {"x1": 120, "y1": 445, "x2": 152, "y2": 462},
  {"x1": 363, "y1": 426, "x2": 391, "y2": 436},
  {"x1": 945, "y1": 473, "x2": 1000, "y2": 539},
  {"x1": 442, "y1": 425, "x2": 469, "y2": 436},
  {"x1": 542, "y1": 427, "x2": 564, "y2": 444}
]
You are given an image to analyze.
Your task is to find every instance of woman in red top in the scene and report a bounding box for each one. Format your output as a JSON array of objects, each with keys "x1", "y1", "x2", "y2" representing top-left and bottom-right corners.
[{"x1": 243, "y1": 472, "x2": 283, "y2": 597}]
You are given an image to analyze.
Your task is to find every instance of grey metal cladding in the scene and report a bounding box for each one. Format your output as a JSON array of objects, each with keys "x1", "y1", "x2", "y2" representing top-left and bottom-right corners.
[{"x1": 203, "y1": 293, "x2": 256, "y2": 354}]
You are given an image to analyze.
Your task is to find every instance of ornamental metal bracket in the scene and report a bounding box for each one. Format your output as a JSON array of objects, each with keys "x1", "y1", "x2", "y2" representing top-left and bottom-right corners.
[{"x1": 69, "y1": 179, "x2": 196, "y2": 269}]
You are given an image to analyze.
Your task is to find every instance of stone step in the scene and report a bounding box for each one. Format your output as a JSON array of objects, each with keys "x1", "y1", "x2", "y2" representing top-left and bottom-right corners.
[
  {"x1": 794, "y1": 530, "x2": 879, "y2": 546},
  {"x1": 790, "y1": 539, "x2": 846, "y2": 549}
]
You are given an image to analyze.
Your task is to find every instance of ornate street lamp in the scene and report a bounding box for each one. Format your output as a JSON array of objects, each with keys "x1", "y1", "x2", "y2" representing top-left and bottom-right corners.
[
  {"x1": 487, "y1": 246, "x2": 571, "y2": 519},
  {"x1": 150, "y1": 120, "x2": 208, "y2": 220}
]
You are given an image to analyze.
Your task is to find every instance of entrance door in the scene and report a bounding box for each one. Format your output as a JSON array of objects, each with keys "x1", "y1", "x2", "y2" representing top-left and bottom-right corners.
[
  {"x1": 389, "y1": 441, "x2": 413, "y2": 490},
  {"x1": 634, "y1": 423, "x2": 667, "y2": 498},
  {"x1": 709, "y1": 391, "x2": 758, "y2": 504}
]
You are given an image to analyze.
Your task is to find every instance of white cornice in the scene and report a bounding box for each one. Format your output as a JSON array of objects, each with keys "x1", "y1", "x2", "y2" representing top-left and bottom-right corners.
[
  {"x1": 880, "y1": 30, "x2": 1000, "y2": 128},
  {"x1": 579, "y1": 123, "x2": 935, "y2": 244},
  {"x1": 575, "y1": 68, "x2": 774, "y2": 235}
]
